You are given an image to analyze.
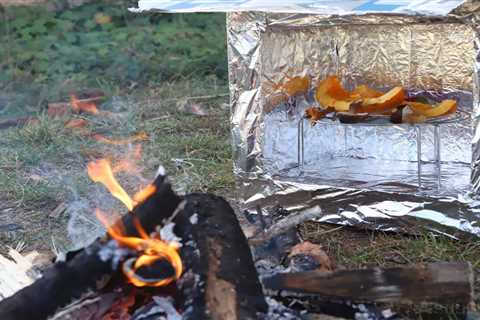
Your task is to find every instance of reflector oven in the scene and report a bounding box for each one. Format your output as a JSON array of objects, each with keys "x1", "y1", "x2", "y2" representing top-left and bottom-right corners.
[
  {"x1": 260, "y1": 20, "x2": 474, "y2": 198},
  {"x1": 132, "y1": 1, "x2": 480, "y2": 236}
]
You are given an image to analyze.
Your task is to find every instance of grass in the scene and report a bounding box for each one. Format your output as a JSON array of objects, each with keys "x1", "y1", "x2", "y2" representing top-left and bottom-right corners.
[
  {"x1": 0, "y1": 78, "x2": 233, "y2": 254},
  {"x1": 300, "y1": 223, "x2": 480, "y2": 268},
  {"x1": 299, "y1": 222, "x2": 480, "y2": 319}
]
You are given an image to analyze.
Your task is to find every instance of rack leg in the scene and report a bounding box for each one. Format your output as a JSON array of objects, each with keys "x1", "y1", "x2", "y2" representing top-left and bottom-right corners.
[
  {"x1": 297, "y1": 118, "x2": 305, "y2": 171},
  {"x1": 416, "y1": 126, "x2": 422, "y2": 189},
  {"x1": 434, "y1": 125, "x2": 441, "y2": 189},
  {"x1": 301, "y1": 119, "x2": 305, "y2": 168},
  {"x1": 297, "y1": 119, "x2": 301, "y2": 168}
]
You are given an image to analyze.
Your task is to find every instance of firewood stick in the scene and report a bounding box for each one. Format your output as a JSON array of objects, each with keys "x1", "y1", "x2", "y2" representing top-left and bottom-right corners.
[{"x1": 263, "y1": 262, "x2": 473, "y2": 305}]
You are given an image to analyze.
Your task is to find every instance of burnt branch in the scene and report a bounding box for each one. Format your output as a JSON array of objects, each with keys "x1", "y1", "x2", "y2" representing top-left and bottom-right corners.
[{"x1": 263, "y1": 262, "x2": 473, "y2": 305}]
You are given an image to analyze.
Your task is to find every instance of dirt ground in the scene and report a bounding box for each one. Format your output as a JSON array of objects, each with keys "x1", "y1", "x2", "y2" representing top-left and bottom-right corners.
[{"x1": 0, "y1": 80, "x2": 233, "y2": 255}]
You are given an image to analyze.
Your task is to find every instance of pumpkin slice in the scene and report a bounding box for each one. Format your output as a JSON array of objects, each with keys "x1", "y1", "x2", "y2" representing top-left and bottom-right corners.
[
  {"x1": 350, "y1": 84, "x2": 383, "y2": 99},
  {"x1": 315, "y1": 76, "x2": 358, "y2": 112},
  {"x1": 405, "y1": 99, "x2": 457, "y2": 117},
  {"x1": 402, "y1": 107, "x2": 428, "y2": 124},
  {"x1": 356, "y1": 86, "x2": 406, "y2": 113}
]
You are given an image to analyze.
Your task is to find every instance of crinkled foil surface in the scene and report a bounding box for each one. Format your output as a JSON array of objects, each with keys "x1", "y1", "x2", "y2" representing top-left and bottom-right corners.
[{"x1": 227, "y1": 2, "x2": 480, "y2": 238}]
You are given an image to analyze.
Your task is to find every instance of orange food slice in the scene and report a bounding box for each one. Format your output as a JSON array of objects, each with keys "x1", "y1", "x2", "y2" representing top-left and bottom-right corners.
[
  {"x1": 356, "y1": 87, "x2": 406, "y2": 113},
  {"x1": 305, "y1": 107, "x2": 329, "y2": 123},
  {"x1": 403, "y1": 109, "x2": 428, "y2": 124},
  {"x1": 405, "y1": 99, "x2": 457, "y2": 117},
  {"x1": 350, "y1": 84, "x2": 383, "y2": 99},
  {"x1": 315, "y1": 76, "x2": 358, "y2": 112}
]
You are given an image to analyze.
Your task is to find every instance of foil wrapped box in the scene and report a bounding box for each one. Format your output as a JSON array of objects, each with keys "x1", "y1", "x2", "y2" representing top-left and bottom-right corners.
[{"x1": 136, "y1": 1, "x2": 480, "y2": 237}]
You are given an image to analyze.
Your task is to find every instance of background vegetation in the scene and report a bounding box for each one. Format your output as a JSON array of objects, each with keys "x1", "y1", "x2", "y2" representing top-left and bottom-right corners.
[
  {"x1": 0, "y1": 0, "x2": 231, "y2": 253},
  {"x1": 0, "y1": 0, "x2": 227, "y2": 116}
]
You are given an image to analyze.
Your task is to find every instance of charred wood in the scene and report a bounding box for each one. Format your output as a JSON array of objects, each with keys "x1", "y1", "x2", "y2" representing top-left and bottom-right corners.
[
  {"x1": 177, "y1": 193, "x2": 268, "y2": 320},
  {"x1": 263, "y1": 262, "x2": 473, "y2": 305}
]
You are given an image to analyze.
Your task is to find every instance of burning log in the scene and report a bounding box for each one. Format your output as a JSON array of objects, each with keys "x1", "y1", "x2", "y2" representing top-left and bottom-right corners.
[{"x1": 0, "y1": 173, "x2": 267, "y2": 320}]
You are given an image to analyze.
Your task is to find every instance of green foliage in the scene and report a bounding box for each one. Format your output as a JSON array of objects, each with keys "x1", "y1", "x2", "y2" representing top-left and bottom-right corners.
[{"x1": 0, "y1": 1, "x2": 227, "y2": 93}]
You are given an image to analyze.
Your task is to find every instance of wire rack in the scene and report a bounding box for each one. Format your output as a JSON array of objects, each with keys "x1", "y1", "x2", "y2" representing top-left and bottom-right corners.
[{"x1": 297, "y1": 110, "x2": 469, "y2": 189}]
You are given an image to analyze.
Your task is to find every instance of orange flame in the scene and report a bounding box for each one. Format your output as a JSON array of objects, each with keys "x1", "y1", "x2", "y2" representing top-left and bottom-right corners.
[
  {"x1": 96, "y1": 209, "x2": 182, "y2": 287},
  {"x1": 70, "y1": 94, "x2": 99, "y2": 114},
  {"x1": 87, "y1": 158, "x2": 157, "y2": 211},
  {"x1": 133, "y1": 184, "x2": 157, "y2": 204},
  {"x1": 88, "y1": 155, "x2": 182, "y2": 288},
  {"x1": 87, "y1": 159, "x2": 135, "y2": 211}
]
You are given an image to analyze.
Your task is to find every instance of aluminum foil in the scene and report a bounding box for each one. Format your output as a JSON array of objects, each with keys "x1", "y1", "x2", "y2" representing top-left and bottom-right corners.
[
  {"x1": 227, "y1": 3, "x2": 480, "y2": 238},
  {"x1": 137, "y1": 0, "x2": 480, "y2": 237}
]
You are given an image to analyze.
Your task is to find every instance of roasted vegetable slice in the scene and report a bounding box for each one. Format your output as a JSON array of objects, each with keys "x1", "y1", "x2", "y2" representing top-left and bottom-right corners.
[
  {"x1": 266, "y1": 76, "x2": 311, "y2": 113},
  {"x1": 405, "y1": 99, "x2": 457, "y2": 117},
  {"x1": 305, "y1": 107, "x2": 330, "y2": 124},
  {"x1": 315, "y1": 76, "x2": 358, "y2": 111},
  {"x1": 356, "y1": 87, "x2": 406, "y2": 113},
  {"x1": 402, "y1": 107, "x2": 428, "y2": 124},
  {"x1": 350, "y1": 84, "x2": 383, "y2": 99}
]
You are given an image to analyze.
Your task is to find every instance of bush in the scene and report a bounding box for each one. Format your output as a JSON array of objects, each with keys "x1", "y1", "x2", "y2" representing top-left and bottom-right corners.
[{"x1": 0, "y1": 1, "x2": 227, "y2": 91}]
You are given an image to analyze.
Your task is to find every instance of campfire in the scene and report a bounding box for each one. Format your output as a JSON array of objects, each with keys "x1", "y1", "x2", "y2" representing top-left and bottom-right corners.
[
  {"x1": 0, "y1": 163, "x2": 268, "y2": 319},
  {"x1": 0, "y1": 156, "x2": 474, "y2": 319}
]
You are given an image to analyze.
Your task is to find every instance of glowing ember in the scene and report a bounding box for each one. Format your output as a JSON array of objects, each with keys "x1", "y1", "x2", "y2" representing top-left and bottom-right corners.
[{"x1": 70, "y1": 94, "x2": 99, "y2": 114}]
